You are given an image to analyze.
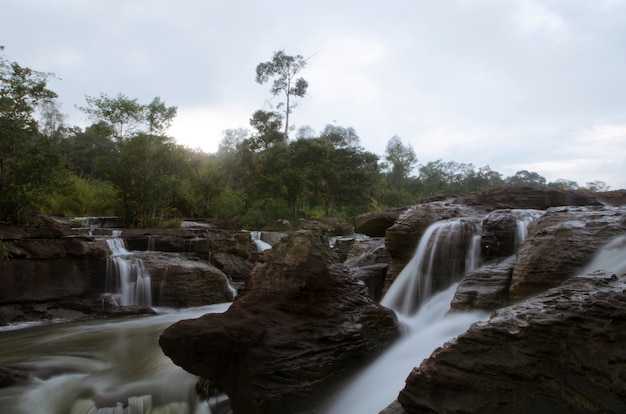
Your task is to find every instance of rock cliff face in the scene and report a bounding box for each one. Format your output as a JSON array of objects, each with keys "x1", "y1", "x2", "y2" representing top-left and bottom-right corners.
[
  {"x1": 383, "y1": 187, "x2": 604, "y2": 285},
  {"x1": 0, "y1": 218, "x2": 254, "y2": 325},
  {"x1": 397, "y1": 272, "x2": 626, "y2": 414},
  {"x1": 159, "y1": 230, "x2": 400, "y2": 414}
]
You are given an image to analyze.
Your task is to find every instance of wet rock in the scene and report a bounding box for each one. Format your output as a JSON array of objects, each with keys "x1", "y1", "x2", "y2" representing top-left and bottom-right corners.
[
  {"x1": 450, "y1": 257, "x2": 516, "y2": 312},
  {"x1": 343, "y1": 237, "x2": 390, "y2": 268},
  {"x1": 509, "y1": 205, "x2": 626, "y2": 301},
  {"x1": 0, "y1": 365, "x2": 31, "y2": 388},
  {"x1": 349, "y1": 263, "x2": 388, "y2": 302},
  {"x1": 397, "y1": 272, "x2": 626, "y2": 414},
  {"x1": 356, "y1": 208, "x2": 408, "y2": 237},
  {"x1": 456, "y1": 186, "x2": 602, "y2": 210},
  {"x1": 141, "y1": 253, "x2": 235, "y2": 307},
  {"x1": 160, "y1": 231, "x2": 400, "y2": 414}
]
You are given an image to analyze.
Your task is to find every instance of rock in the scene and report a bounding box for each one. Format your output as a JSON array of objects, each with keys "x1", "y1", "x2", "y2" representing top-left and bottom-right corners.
[
  {"x1": 356, "y1": 208, "x2": 408, "y2": 237},
  {"x1": 450, "y1": 256, "x2": 516, "y2": 312},
  {"x1": 509, "y1": 206, "x2": 626, "y2": 301},
  {"x1": 159, "y1": 230, "x2": 400, "y2": 414},
  {"x1": 343, "y1": 237, "x2": 390, "y2": 268},
  {"x1": 456, "y1": 186, "x2": 602, "y2": 210},
  {"x1": 0, "y1": 365, "x2": 31, "y2": 388},
  {"x1": 397, "y1": 272, "x2": 626, "y2": 414},
  {"x1": 350, "y1": 263, "x2": 388, "y2": 302},
  {"x1": 141, "y1": 253, "x2": 235, "y2": 307}
]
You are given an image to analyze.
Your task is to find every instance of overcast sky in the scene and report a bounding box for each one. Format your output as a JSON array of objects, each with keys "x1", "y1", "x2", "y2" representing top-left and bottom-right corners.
[{"x1": 2, "y1": 0, "x2": 626, "y2": 189}]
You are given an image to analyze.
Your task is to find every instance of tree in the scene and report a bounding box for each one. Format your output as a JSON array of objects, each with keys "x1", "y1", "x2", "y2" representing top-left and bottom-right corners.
[
  {"x1": 0, "y1": 49, "x2": 59, "y2": 222},
  {"x1": 145, "y1": 96, "x2": 177, "y2": 136},
  {"x1": 584, "y1": 180, "x2": 610, "y2": 192},
  {"x1": 506, "y1": 170, "x2": 546, "y2": 188},
  {"x1": 78, "y1": 93, "x2": 145, "y2": 140},
  {"x1": 255, "y1": 50, "x2": 309, "y2": 141},
  {"x1": 248, "y1": 109, "x2": 284, "y2": 150},
  {"x1": 382, "y1": 135, "x2": 417, "y2": 190}
]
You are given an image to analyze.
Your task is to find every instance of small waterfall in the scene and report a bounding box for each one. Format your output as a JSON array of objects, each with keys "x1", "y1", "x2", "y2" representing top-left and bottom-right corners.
[
  {"x1": 512, "y1": 209, "x2": 544, "y2": 248},
  {"x1": 581, "y1": 235, "x2": 626, "y2": 276},
  {"x1": 105, "y1": 237, "x2": 152, "y2": 307},
  {"x1": 250, "y1": 231, "x2": 273, "y2": 252},
  {"x1": 381, "y1": 217, "x2": 482, "y2": 315}
]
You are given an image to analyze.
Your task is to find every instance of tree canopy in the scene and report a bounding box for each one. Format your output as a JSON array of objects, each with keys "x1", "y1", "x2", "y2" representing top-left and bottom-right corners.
[{"x1": 0, "y1": 48, "x2": 612, "y2": 226}]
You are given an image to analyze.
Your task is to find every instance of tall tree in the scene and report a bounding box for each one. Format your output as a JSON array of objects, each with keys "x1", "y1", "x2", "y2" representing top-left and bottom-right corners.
[
  {"x1": 0, "y1": 49, "x2": 59, "y2": 222},
  {"x1": 255, "y1": 50, "x2": 309, "y2": 141}
]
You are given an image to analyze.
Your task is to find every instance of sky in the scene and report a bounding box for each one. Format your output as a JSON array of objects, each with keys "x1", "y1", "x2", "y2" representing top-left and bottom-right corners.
[{"x1": 2, "y1": 0, "x2": 626, "y2": 189}]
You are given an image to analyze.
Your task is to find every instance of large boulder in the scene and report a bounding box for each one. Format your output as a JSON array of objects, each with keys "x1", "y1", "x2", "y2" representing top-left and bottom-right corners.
[
  {"x1": 356, "y1": 208, "x2": 408, "y2": 237},
  {"x1": 397, "y1": 272, "x2": 626, "y2": 414},
  {"x1": 141, "y1": 253, "x2": 235, "y2": 307},
  {"x1": 159, "y1": 231, "x2": 400, "y2": 414},
  {"x1": 509, "y1": 205, "x2": 626, "y2": 301}
]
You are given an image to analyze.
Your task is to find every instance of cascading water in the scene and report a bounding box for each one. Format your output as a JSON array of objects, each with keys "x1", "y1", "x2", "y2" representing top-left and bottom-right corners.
[
  {"x1": 325, "y1": 284, "x2": 487, "y2": 414},
  {"x1": 250, "y1": 231, "x2": 272, "y2": 252},
  {"x1": 511, "y1": 209, "x2": 544, "y2": 248},
  {"x1": 581, "y1": 234, "x2": 626, "y2": 276},
  {"x1": 105, "y1": 236, "x2": 152, "y2": 307},
  {"x1": 381, "y1": 217, "x2": 482, "y2": 315}
]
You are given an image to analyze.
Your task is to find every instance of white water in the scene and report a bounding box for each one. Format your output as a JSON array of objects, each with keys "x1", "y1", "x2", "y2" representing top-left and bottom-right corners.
[
  {"x1": 511, "y1": 209, "x2": 544, "y2": 248},
  {"x1": 381, "y1": 218, "x2": 482, "y2": 315},
  {"x1": 0, "y1": 303, "x2": 232, "y2": 414},
  {"x1": 325, "y1": 284, "x2": 487, "y2": 414},
  {"x1": 581, "y1": 234, "x2": 626, "y2": 276},
  {"x1": 105, "y1": 238, "x2": 152, "y2": 307},
  {"x1": 249, "y1": 232, "x2": 272, "y2": 252}
]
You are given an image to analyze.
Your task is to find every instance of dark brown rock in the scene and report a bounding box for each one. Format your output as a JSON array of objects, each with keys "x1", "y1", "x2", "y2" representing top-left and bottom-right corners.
[
  {"x1": 450, "y1": 257, "x2": 516, "y2": 312},
  {"x1": 456, "y1": 186, "x2": 602, "y2": 210},
  {"x1": 509, "y1": 206, "x2": 626, "y2": 301},
  {"x1": 397, "y1": 272, "x2": 626, "y2": 414},
  {"x1": 159, "y1": 230, "x2": 400, "y2": 414},
  {"x1": 356, "y1": 208, "x2": 407, "y2": 237},
  {"x1": 0, "y1": 365, "x2": 31, "y2": 388},
  {"x1": 142, "y1": 253, "x2": 235, "y2": 307},
  {"x1": 350, "y1": 263, "x2": 388, "y2": 301}
]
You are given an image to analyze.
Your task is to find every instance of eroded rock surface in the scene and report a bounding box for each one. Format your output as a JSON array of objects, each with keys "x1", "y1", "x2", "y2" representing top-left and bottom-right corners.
[
  {"x1": 159, "y1": 231, "x2": 400, "y2": 414},
  {"x1": 397, "y1": 272, "x2": 626, "y2": 414}
]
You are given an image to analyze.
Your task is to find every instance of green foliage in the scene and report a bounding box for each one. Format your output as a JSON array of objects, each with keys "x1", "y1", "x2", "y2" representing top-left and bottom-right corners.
[
  {"x1": 42, "y1": 174, "x2": 117, "y2": 217},
  {"x1": 78, "y1": 93, "x2": 177, "y2": 140},
  {"x1": 0, "y1": 239, "x2": 10, "y2": 264},
  {"x1": 0, "y1": 51, "x2": 59, "y2": 223},
  {"x1": 505, "y1": 170, "x2": 547, "y2": 188}
]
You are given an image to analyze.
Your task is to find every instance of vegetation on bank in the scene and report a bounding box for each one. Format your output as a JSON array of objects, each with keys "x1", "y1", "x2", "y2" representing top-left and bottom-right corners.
[{"x1": 0, "y1": 48, "x2": 610, "y2": 228}]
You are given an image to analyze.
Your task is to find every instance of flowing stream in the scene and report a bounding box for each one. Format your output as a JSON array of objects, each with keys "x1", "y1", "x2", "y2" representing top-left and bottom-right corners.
[{"x1": 0, "y1": 304, "x2": 231, "y2": 414}]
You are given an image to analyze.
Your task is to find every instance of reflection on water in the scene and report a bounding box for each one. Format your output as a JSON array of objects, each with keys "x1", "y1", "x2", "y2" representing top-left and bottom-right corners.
[{"x1": 0, "y1": 303, "x2": 231, "y2": 414}]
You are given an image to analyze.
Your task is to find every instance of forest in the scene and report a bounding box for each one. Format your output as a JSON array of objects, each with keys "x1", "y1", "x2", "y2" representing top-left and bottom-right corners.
[{"x1": 0, "y1": 49, "x2": 610, "y2": 229}]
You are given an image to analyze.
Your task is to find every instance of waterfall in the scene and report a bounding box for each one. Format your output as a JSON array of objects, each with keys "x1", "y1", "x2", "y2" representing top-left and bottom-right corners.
[
  {"x1": 581, "y1": 234, "x2": 626, "y2": 276},
  {"x1": 250, "y1": 231, "x2": 272, "y2": 252},
  {"x1": 381, "y1": 217, "x2": 482, "y2": 316},
  {"x1": 105, "y1": 237, "x2": 152, "y2": 307},
  {"x1": 325, "y1": 284, "x2": 487, "y2": 413},
  {"x1": 512, "y1": 209, "x2": 544, "y2": 248}
]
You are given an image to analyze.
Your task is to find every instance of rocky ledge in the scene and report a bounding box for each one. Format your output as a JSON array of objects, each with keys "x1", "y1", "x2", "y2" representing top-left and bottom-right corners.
[
  {"x1": 395, "y1": 271, "x2": 626, "y2": 414},
  {"x1": 159, "y1": 230, "x2": 400, "y2": 414}
]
